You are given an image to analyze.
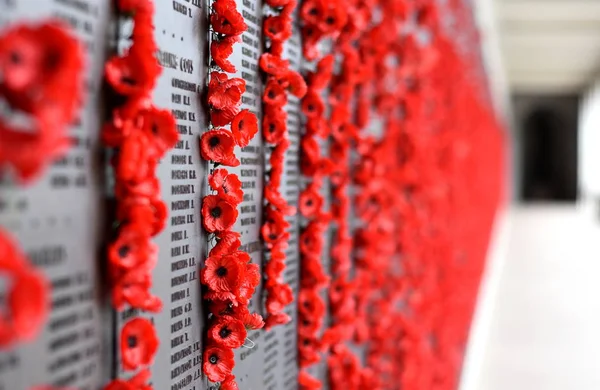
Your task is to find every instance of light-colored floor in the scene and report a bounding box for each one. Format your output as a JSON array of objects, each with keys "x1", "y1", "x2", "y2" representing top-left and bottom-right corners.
[{"x1": 463, "y1": 203, "x2": 600, "y2": 390}]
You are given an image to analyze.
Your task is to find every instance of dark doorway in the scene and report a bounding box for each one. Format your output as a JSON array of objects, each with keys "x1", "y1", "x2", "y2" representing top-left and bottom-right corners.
[{"x1": 521, "y1": 104, "x2": 578, "y2": 202}]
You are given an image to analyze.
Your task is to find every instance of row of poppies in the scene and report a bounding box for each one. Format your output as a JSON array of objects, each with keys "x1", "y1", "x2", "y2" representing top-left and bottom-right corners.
[
  {"x1": 259, "y1": 0, "x2": 308, "y2": 330},
  {"x1": 102, "y1": 0, "x2": 180, "y2": 388},
  {"x1": 199, "y1": 0, "x2": 263, "y2": 388},
  {"x1": 0, "y1": 21, "x2": 84, "y2": 352}
]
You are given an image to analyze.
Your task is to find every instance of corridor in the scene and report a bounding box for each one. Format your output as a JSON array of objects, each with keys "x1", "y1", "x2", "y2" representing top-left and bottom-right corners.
[{"x1": 463, "y1": 204, "x2": 600, "y2": 390}]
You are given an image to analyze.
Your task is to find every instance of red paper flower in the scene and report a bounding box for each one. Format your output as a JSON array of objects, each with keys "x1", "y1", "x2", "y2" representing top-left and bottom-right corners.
[
  {"x1": 299, "y1": 184, "x2": 323, "y2": 218},
  {"x1": 220, "y1": 375, "x2": 239, "y2": 390},
  {"x1": 211, "y1": 0, "x2": 247, "y2": 36},
  {"x1": 264, "y1": 15, "x2": 293, "y2": 42},
  {"x1": 231, "y1": 109, "x2": 258, "y2": 148},
  {"x1": 262, "y1": 107, "x2": 287, "y2": 144},
  {"x1": 263, "y1": 78, "x2": 288, "y2": 107},
  {"x1": 208, "y1": 73, "x2": 245, "y2": 110},
  {"x1": 299, "y1": 370, "x2": 322, "y2": 389},
  {"x1": 208, "y1": 315, "x2": 247, "y2": 348},
  {"x1": 211, "y1": 36, "x2": 240, "y2": 73},
  {"x1": 301, "y1": 89, "x2": 324, "y2": 118},
  {"x1": 112, "y1": 268, "x2": 163, "y2": 312},
  {"x1": 264, "y1": 311, "x2": 291, "y2": 330},
  {"x1": 210, "y1": 230, "x2": 242, "y2": 257},
  {"x1": 203, "y1": 344, "x2": 235, "y2": 382},
  {"x1": 208, "y1": 169, "x2": 244, "y2": 205},
  {"x1": 259, "y1": 53, "x2": 290, "y2": 77},
  {"x1": 200, "y1": 128, "x2": 240, "y2": 166},
  {"x1": 108, "y1": 224, "x2": 157, "y2": 270},
  {"x1": 280, "y1": 70, "x2": 308, "y2": 98},
  {"x1": 120, "y1": 318, "x2": 159, "y2": 370},
  {"x1": 139, "y1": 107, "x2": 179, "y2": 157},
  {"x1": 202, "y1": 194, "x2": 238, "y2": 232},
  {"x1": 202, "y1": 253, "x2": 243, "y2": 293},
  {"x1": 9, "y1": 268, "x2": 49, "y2": 342},
  {"x1": 105, "y1": 49, "x2": 160, "y2": 97}
]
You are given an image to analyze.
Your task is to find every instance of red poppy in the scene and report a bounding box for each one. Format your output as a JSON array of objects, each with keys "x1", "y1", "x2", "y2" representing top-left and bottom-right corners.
[
  {"x1": 210, "y1": 230, "x2": 242, "y2": 257},
  {"x1": 120, "y1": 318, "x2": 159, "y2": 370},
  {"x1": 298, "y1": 370, "x2": 322, "y2": 389},
  {"x1": 103, "y1": 369, "x2": 152, "y2": 390},
  {"x1": 301, "y1": 256, "x2": 330, "y2": 289},
  {"x1": 116, "y1": 196, "x2": 167, "y2": 237},
  {"x1": 308, "y1": 54, "x2": 334, "y2": 91},
  {"x1": 9, "y1": 268, "x2": 49, "y2": 342},
  {"x1": 112, "y1": 268, "x2": 163, "y2": 312},
  {"x1": 202, "y1": 253, "x2": 243, "y2": 292},
  {"x1": 266, "y1": 283, "x2": 293, "y2": 313},
  {"x1": 108, "y1": 224, "x2": 157, "y2": 270},
  {"x1": 220, "y1": 375, "x2": 239, "y2": 390},
  {"x1": 299, "y1": 184, "x2": 323, "y2": 218},
  {"x1": 208, "y1": 169, "x2": 244, "y2": 205},
  {"x1": 264, "y1": 15, "x2": 293, "y2": 42},
  {"x1": 139, "y1": 107, "x2": 179, "y2": 158},
  {"x1": 211, "y1": 0, "x2": 247, "y2": 36},
  {"x1": 114, "y1": 131, "x2": 156, "y2": 183},
  {"x1": 270, "y1": 40, "x2": 284, "y2": 57},
  {"x1": 202, "y1": 195, "x2": 238, "y2": 232},
  {"x1": 233, "y1": 306, "x2": 265, "y2": 330},
  {"x1": 261, "y1": 207, "x2": 289, "y2": 246},
  {"x1": 263, "y1": 78, "x2": 287, "y2": 107},
  {"x1": 298, "y1": 336, "x2": 321, "y2": 367},
  {"x1": 300, "y1": 0, "x2": 326, "y2": 26},
  {"x1": 200, "y1": 128, "x2": 240, "y2": 166},
  {"x1": 259, "y1": 53, "x2": 290, "y2": 77},
  {"x1": 301, "y1": 89, "x2": 324, "y2": 118},
  {"x1": 211, "y1": 36, "x2": 239, "y2": 73},
  {"x1": 265, "y1": 255, "x2": 286, "y2": 282},
  {"x1": 279, "y1": 70, "x2": 308, "y2": 98},
  {"x1": 300, "y1": 222, "x2": 324, "y2": 257},
  {"x1": 105, "y1": 49, "x2": 160, "y2": 97},
  {"x1": 231, "y1": 109, "x2": 258, "y2": 147},
  {"x1": 265, "y1": 183, "x2": 296, "y2": 215},
  {"x1": 203, "y1": 344, "x2": 235, "y2": 382},
  {"x1": 208, "y1": 315, "x2": 247, "y2": 348},
  {"x1": 262, "y1": 107, "x2": 287, "y2": 144},
  {"x1": 264, "y1": 311, "x2": 291, "y2": 330},
  {"x1": 208, "y1": 73, "x2": 245, "y2": 110}
]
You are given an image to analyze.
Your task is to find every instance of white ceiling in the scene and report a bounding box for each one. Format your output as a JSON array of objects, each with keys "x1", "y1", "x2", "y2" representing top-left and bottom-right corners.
[{"x1": 496, "y1": 0, "x2": 600, "y2": 94}]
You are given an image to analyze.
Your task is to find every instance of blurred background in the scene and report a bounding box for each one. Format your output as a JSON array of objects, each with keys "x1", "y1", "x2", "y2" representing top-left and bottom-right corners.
[{"x1": 461, "y1": 0, "x2": 600, "y2": 389}]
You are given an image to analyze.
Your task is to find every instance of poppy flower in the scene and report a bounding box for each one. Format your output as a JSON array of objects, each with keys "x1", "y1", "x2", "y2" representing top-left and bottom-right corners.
[
  {"x1": 208, "y1": 315, "x2": 247, "y2": 348},
  {"x1": 115, "y1": 131, "x2": 156, "y2": 183},
  {"x1": 300, "y1": 222, "x2": 324, "y2": 256},
  {"x1": 105, "y1": 49, "x2": 160, "y2": 97},
  {"x1": 262, "y1": 108, "x2": 287, "y2": 144},
  {"x1": 220, "y1": 375, "x2": 239, "y2": 390},
  {"x1": 263, "y1": 78, "x2": 287, "y2": 107},
  {"x1": 265, "y1": 255, "x2": 286, "y2": 282},
  {"x1": 298, "y1": 370, "x2": 322, "y2": 390},
  {"x1": 202, "y1": 253, "x2": 243, "y2": 292},
  {"x1": 203, "y1": 344, "x2": 235, "y2": 382},
  {"x1": 9, "y1": 268, "x2": 49, "y2": 342},
  {"x1": 298, "y1": 338, "x2": 321, "y2": 367},
  {"x1": 139, "y1": 107, "x2": 179, "y2": 158},
  {"x1": 208, "y1": 74, "x2": 245, "y2": 110},
  {"x1": 220, "y1": 304, "x2": 264, "y2": 330},
  {"x1": 299, "y1": 184, "x2": 323, "y2": 218},
  {"x1": 120, "y1": 318, "x2": 159, "y2": 370},
  {"x1": 211, "y1": 0, "x2": 247, "y2": 36},
  {"x1": 202, "y1": 195, "x2": 238, "y2": 232},
  {"x1": 301, "y1": 89, "x2": 324, "y2": 118},
  {"x1": 279, "y1": 70, "x2": 307, "y2": 98},
  {"x1": 264, "y1": 184, "x2": 295, "y2": 215},
  {"x1": 210, "y1": 231, "x2": 242, "y2": 257},
  {"x1": 231, "y1": 109, "x2": 258, "y2": 147},
  {"x1": 259, "y1": 53, "x2": 290, "y2": 77},
  {"x1": 308, "y1": 54, "x2": 334, "y2": 91},
  {"x1": 301, "y1": 25, "x2": 322, "y2": 61},
  {"x1": 211, "y1": 36, "x2": 239, "y2": 73},
  {"x1": 112, "y1": 268, "x2": 163, "y2": 312},
  {"x1": 200, "y1": 128, "x2": 240, "y2": 166},
  {"x1": 264, "y1": 15, "x2": 293, "y2": 42},
  {"x1": 261, "y1": 207, "x2": 289, "y2": 246},
  {"x1": 208, "y1": 169, "x2": 244, "y2": 205},
  {"x1": 300, "y1": 0, "x2": 326, "y2": 26},
  {"x1": 266, "y1": 283, "x2": 293, "y2": 313},
  {"x1": 269, "y1": 40, "x2": 284, "y2": 57},
  {"x1": 301, "y1": 256, "x2": 330, "y2": 289},
  {"x1": 103, "y1": 369, "x2": 152, "y2": 390},
  {"x1": 108, "y1": 224, "x2": 157, "y2": 270},
  {"x1": 264, "y1": 311, "x2": 291, "y2": 330}
]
